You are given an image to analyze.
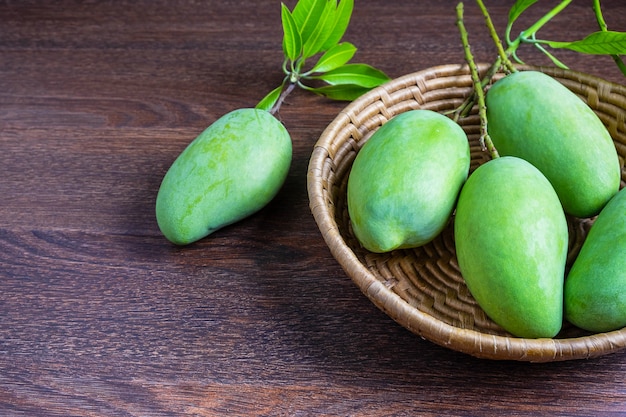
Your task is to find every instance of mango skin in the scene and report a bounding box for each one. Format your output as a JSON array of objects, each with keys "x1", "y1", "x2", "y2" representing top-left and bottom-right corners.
[
  {"x1": 486, "y1": 70, "x2": 620, "y2": 218},
  {"x1": 347, "y1": 109, "x2": 470, "y2": 253},
  {"x1": 454, "y1": 156, "x2": 568, "y2": 338},
  {"x1": 156, "y1": 108, "x2": 292, "y2": 245},
  {"x1": 565, "y1": 187, "x2": 626, "y2": 333}
]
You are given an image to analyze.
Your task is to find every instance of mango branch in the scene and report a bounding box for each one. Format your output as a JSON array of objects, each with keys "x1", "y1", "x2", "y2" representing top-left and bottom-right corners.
[
  {"x1": 507, "y1": 0, "x2": 571, "y2": 64},
  {"x1": 456, "y1": 2, "x2": 499, "y2": 159},
  {"x1": 453, "y1": 0, "x2": 516, "y2": 120},
  {"x1": 455, "y1": 0, "x2": 567, "y2": 118}
]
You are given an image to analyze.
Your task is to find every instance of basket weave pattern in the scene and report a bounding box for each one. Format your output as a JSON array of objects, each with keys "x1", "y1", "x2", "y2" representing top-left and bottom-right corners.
[{"x1": 307, "y1": 64, "x2": 626, "y2": 362}]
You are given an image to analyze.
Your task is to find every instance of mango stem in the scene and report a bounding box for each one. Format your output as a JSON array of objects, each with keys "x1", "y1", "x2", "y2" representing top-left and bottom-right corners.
[{"x1": 269, "y1": 82, "x2": 297, "y2": 115}]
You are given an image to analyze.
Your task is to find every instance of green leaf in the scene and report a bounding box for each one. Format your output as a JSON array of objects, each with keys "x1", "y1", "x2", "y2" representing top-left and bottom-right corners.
[
  {"x1": 302, "y1": 0, "x2": 337, "y2": 59},
  {"x1": 508, "y1": 0, "x2": 539, "y2": 27},
  {"x1": 312, "y1": 63, "x2": 390, "y2": 88},
  {"x1": 255, "y1": 85, "x2": 283, "y2": 112},
  {"x1": 306, "y1": 83, "x2": 372, "y2": 101},
  {"x1": 281, "y1": 3, "x2": 302, "y2": 61},
  {"x1": 319, "y1": 0, "x2": 354, "y2": 52},
  {"x1": 308, "y1": 42, "x2": 356, "y2": 73},
  {"x1": 292, "y1": 0, "x2": 327, "y2": 47},
  {"x1": 545, "y1": 31, "x2": 626, "y2": 55}
]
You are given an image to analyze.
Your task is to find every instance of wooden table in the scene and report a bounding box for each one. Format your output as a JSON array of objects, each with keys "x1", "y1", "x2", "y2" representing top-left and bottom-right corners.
[{"x1": 1, "y1": 1, "x2": 625, "y2": 415}]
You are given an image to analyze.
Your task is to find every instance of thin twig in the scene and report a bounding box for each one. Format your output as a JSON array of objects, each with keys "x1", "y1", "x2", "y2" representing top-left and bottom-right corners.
[
  {"x1": 456, "y1": 2, "x2": 499, "y2": 159},
  {"x1": 452, "y1": 56, "x2": 502, "y2": 121},
  {"x1": 593, "y1": 0, "x2": 626, "y2": 76},
  {"x1": 476, "y1": 0, "x2": 516, "y2": 74}
]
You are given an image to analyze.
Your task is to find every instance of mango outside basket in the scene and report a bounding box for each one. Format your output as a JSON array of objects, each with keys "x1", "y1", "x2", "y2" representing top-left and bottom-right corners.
[{"x1": 306, "y1": 63, "x2": 626, "y2": 362}]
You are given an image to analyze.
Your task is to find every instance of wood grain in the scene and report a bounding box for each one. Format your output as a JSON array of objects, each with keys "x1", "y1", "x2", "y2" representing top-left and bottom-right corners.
[{"x1": 1, "y1": 1, "x2": 625, "y2": 415}]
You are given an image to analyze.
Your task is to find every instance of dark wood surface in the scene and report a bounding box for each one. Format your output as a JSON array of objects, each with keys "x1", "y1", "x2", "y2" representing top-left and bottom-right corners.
[{"x1": 1, "y1": 1, "x2": 625, "y2": 415}]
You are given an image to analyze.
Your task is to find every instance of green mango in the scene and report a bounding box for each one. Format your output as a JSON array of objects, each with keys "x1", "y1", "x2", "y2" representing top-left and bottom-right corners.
[
  {"x1": 565, "y1": 187, "x2": 626, "y2": 333},
  {"x1": 156, "y1": 108, "x2": 292, "y2": 245},
  {"x1": 347, "y1": 109, "x2": 470, "y2": 253},
  {"x1": 454, "y1": 156, "x2": 568, "y2": 338},
  {"x1": 486, "y1": 70, "x2": 620, "y2": 218}
]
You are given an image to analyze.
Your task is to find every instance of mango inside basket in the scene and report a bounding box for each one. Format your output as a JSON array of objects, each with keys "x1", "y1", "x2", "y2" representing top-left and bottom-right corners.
[{"x1": 307, "y1": 63, "x2": 626, "y2": 362}]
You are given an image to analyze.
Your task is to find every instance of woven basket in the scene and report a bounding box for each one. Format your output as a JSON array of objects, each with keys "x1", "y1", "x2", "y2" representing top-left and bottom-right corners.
[{"x1": 307, "y1": 63, "x2": 626, "y2": 362}]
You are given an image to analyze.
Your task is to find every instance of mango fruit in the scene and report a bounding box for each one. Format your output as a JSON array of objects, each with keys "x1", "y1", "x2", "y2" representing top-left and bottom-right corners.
[
  {"x1": 347, "y1": 109, "x2": 470, "y2": 253},
  {"x1": 156, "y1": 108, "x2": 292, "y2": 245},
  {"x1": 454, "y1": 156, "x2": 568, "y2": 338},
  {"x1": 565, "y1": 187, "x2": 626, "y2": 333},
  {"x1": 485, "y1": 70, "x2": 620, "y2": 218}
]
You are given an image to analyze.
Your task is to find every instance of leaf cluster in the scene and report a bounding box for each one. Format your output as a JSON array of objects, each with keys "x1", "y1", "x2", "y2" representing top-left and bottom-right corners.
[
  {"x1": 257, "y1": 0, "x2": 390, "y2": 113},
  {"x1": 504, "y1": 0, "x2": 626, "y2": 75}
]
